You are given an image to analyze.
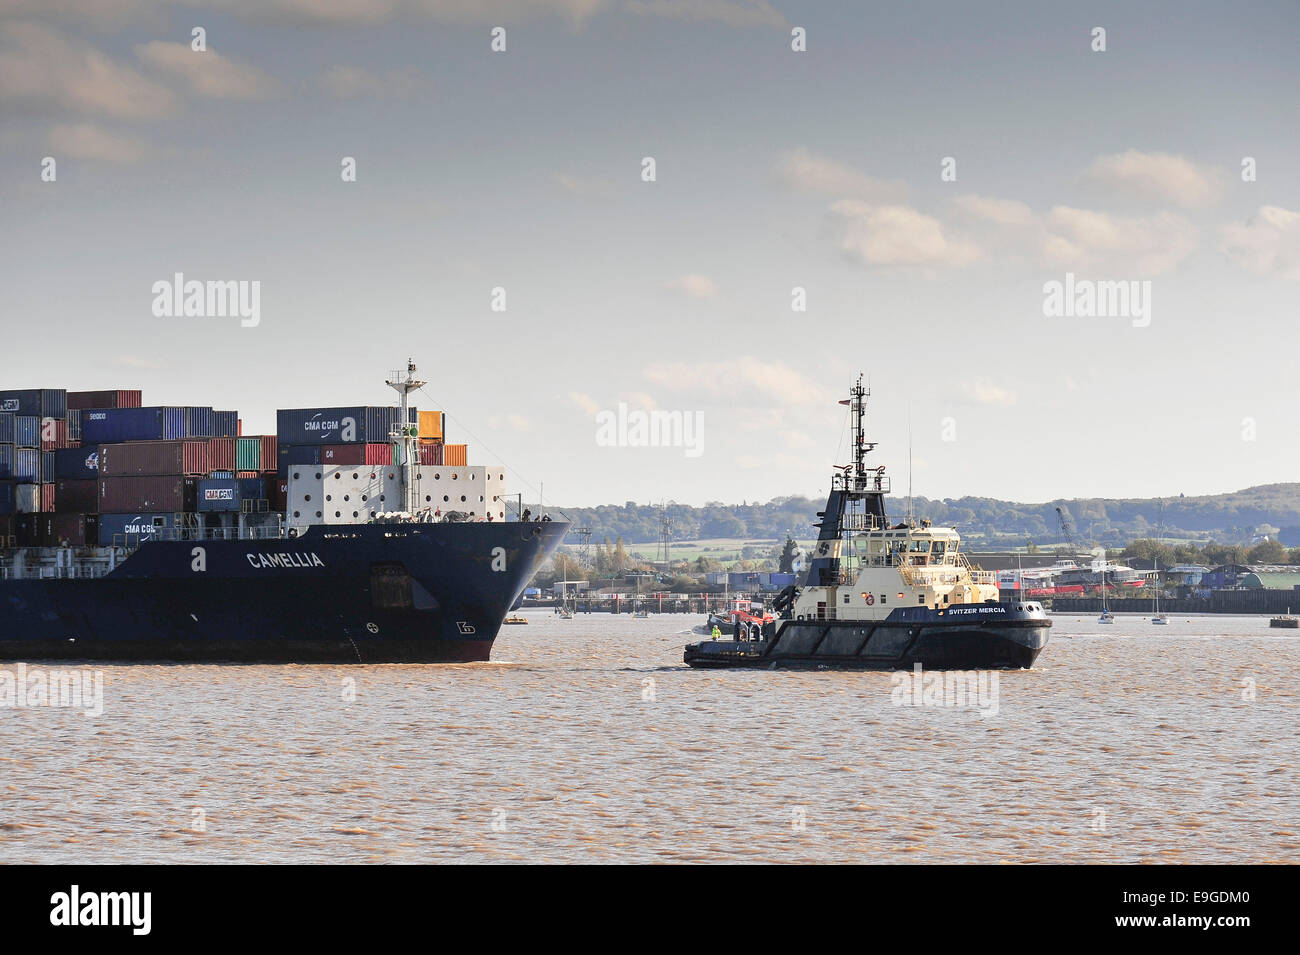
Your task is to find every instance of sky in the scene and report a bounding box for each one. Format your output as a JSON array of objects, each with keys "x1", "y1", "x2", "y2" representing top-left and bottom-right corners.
[{"x1": 2, "y1": 0, "x2": 1299, "y2": 509}]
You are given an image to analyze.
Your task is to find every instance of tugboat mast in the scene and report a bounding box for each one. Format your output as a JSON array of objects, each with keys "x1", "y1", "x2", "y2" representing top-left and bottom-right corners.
[{"x1": 386, "y1": 359, "x2": 426, "y2": 517}]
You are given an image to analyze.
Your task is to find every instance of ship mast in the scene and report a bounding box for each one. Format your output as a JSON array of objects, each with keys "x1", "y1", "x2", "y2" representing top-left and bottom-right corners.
[{"x1": 386, "y1": 359, "x2": 426, "y2": 517}]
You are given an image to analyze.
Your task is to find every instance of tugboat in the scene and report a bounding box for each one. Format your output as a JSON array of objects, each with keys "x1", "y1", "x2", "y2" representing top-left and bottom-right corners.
[
  {"x1": 683, "y1": 377, "x2": 1051, "y2": 670},
  {"x1": 1269, "y1": 608, "x2": 1298, "y2": 629}
]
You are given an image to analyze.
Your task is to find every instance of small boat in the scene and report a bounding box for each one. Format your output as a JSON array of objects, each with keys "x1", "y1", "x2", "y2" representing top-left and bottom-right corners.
[
  {"x1": 633, "y1": 610, "x2": 649, "y2": 618},
  {"x1": 503, "y1": 615, "x2": 528, "y2": 625},
  {"x1": 1098, "y1": 566, "x2": 1115, "y2": 624},
  {"x1": 1269, "y1": 607, "x2": 1298, "y2": 628},
  {"x1": 1151, "y1": 558, "x2": 1167, "y2": 624}
]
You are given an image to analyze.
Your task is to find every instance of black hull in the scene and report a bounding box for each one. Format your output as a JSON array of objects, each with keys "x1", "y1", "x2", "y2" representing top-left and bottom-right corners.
[
  {"x1": 0, "y1": 521, "x2": 568, "y2": 663},
  {"x1": 684, "y1": 604, "x2": 1050, "y2": 670}
]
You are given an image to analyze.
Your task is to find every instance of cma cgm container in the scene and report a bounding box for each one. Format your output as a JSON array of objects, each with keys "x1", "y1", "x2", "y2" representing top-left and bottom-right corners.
[
  {"x1": 0, "y1": 413, "x2": 12, "y2": 445},
  {"x1": 97, "y1": 512, "x2": 181, "y2": 546},
  {"x1": 14, "y1": 416, "x2": 39, "y2": 449},
  {"x1": 54, "y1": 479, "x2": 98, "y2": 513},
  {"x1": 276, "y1": 406, "x2": 403, "y2": 446},
  {"x1": 81, "y1": 407, "x2": 188, "y2": 444},
  {"x1": 41, "y1": 418, "x2": 70, "y2": 450},
  {"x1": 197, "y1": 477, "x2": 267, "y2": 512},
  {"x1": 67, "y1": 390, "x2": 142, "y2": 411},
  {"x1": 321, "y1": 443, "x2": 394, "y2": 466},
  {"x1": 0, "y1": 388, "x2": 67, "y2": 419},
  {"x1": 99, "y1": 440, "x2": 210, "y2": 477},
  {"x1": 53, "y1": 447, "x2": 99, "y2": 479},
  {"x1": 213, "y1": 411, "x2": 239, "y2": 437},
  {"x1": 99, "y1": 475, "x2": 186, "y2": 512}
]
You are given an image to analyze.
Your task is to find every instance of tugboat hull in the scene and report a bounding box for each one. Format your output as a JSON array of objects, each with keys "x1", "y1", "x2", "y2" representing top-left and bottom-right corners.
[{"x1": 684, "y1": 604, "x2": 1050, "y2": 670}]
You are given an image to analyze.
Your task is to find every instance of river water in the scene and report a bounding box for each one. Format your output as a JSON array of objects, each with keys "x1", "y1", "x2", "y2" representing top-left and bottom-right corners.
[{"x1": 1, "y1": 613, "x2": 1295, "y2": 863}]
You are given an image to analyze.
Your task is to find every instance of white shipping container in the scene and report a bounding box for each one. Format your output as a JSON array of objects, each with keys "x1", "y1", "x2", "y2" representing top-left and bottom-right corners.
[{"x1": 15, "y1": 483, "x2": 40, "y2": 513}]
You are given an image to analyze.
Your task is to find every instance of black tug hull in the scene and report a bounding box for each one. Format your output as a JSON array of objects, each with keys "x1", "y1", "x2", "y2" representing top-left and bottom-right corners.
[{"x1": 684, "y1": 604, "x2": 1050, "y2": 670}]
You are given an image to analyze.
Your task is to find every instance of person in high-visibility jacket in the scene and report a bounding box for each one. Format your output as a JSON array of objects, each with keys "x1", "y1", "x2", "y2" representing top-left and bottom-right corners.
[{"x1": 710, "y1": 625, "x2": 721, "y2": 640}]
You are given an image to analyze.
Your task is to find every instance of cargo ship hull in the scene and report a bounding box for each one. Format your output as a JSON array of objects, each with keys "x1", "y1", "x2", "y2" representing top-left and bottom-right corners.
[
  {"x1": 0, "y1": 521, "x2": 567, "y2": 663},
  {"x1": 684, "y1": 604, "x2": 1050, "y2": 670}
]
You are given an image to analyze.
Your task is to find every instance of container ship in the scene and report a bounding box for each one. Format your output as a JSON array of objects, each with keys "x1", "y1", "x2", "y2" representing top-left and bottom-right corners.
[
  {"x1": 683, "y1": 377, "x2": 1050, "y2": 670},
  {"x1": 0, "y1": 362, "x2": 567, "y2": 662}
]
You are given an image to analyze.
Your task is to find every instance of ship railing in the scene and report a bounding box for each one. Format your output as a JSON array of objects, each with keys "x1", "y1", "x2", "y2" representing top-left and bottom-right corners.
[{"x1": 841, "y1": 513, "x2": 886, "y2": 532}]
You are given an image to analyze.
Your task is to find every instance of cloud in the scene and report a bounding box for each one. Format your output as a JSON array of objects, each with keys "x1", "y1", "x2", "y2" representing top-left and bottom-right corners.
[
  {"x1": 566, "y1": 391, "x2": 601, "y2": 415},
  {"x1": 1080, "y1": 149, "x2": 1220, "y2": 208},
  {"x1": 488, "y1": 413, "x2": 532, "y2": 430},
  {"x1": 775, "y1": 148, "x2": 907, "y2": 202},
  {"x1": 1043, "y1": 206, "x2": 1197, "y2": 275},
  {"x1": 0, "y1": 21, "x2": 174, "y2": 119},
  {"x1": 830, "y1": 200, "x2": 982, "y2": 268},
  {"x1": 962, "y1": 378, "x2": 1017, "y2": 407},
  {"x1": 644, "y1": 356, "x2": 831, "y2": 405},
  {"x1": 665, "y1": 274, "x2": 718, "y2": 298},
  {"x1": 47, "y1": 123, "x2": 147, "y2": 162},
  {"x1": 134, "y1": 42, "x2": 281, "y2": 100},
  {"x1": 317, "y1": 65, "x2": 422, "y2": 98},
  {"x1": 552, "y1": 172, "x2": 617, "y2": 199},
  {"x1": 951, "y1": 194, "x2": 1037, "y2": 227},
  {"x1": 1221, "y1": 206, "x2": 1300, "y2": 280},
  {"x1": 200, "y1": 0, "x2": 609, "y2": 27},
  {"x1": 624, "y1": 0, "x2": 786, "y2": 28}
]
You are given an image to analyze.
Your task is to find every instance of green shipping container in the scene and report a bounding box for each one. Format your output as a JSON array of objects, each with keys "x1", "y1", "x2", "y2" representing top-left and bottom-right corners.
[{"x1": 235, "y1": 436, "x2": 262, "y2": 471}]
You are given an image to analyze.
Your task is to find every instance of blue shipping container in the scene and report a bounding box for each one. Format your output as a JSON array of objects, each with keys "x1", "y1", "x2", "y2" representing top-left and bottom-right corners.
[
  {"x1": 0, "y1": 444, "x2": 12, "y2": 480},
  {"x1": 197, "y1": 477, "x2": 266, "y2": 512},
  {"x1": 0, "y1": 413, "x2": 12, "y2": 445},
  {"x1": 53, "y1": 446, "x2": 99, "y2": 479},
  {"x1": 14, "y1": 448, "x2": 39, "y2": 482},
  {"x1": 0, "y1": 388, "x2": 67, "y2": 419},
  {"x1": 67, "y1": 409, "x2": 81, "y2": 441},
  {"x1": 184, "y1": 406, "x2": 214, "y2": 438},
  {"x1": 14, "y1": 416, "x2": 39, "y2": 448},
  {"x1": 277, "y1": 444, "x2": 321, "y2": 477},
  {"x1": 97, "y1": 512, "x2": 181, "y2": 546},
  {"x1": 39, "y1": 450, "x2": 54, "y2": 482},
  {"x1": 213, "y1": 411, "x2": 239, "y2": 437},
  {"x1": 0, "y1": 481, "x2": 13, "y2": 514},
  {"x1": 81, "y1": 407, "x2": 188, "y2": 444},
  {"x1": 276, "y1": 407, "x2": 403, "y2": 446}
]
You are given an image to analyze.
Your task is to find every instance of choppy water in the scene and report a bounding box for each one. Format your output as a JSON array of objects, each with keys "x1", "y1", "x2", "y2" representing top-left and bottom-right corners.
[{"x1": 0, "y1": 613, "x2": 1296, "y2": 863}]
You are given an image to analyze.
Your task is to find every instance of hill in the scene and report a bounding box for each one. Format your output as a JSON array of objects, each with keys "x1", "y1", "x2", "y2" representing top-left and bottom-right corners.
[{"x1": 547, "y1": 484, "x2": 1300, "y2": 550}]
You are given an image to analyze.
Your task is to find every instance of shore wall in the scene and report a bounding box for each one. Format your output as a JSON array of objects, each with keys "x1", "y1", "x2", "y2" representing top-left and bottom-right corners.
[{"x1": 1051, "y1": 590, "x2": 1300, "y2": 614}]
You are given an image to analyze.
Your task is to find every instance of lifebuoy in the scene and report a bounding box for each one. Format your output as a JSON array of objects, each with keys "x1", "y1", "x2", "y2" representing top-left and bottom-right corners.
[{"x1": 865, "y1": 594, "x2": 875, "y2": 605}]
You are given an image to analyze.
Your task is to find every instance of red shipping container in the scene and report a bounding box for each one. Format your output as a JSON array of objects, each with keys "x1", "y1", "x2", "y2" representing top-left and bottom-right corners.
[
  {"x1": 54, "y1": 479, "x2": 98, "y2": 513},
  {"x1": 40, "y1": 484, "x2": 55, "y2": 511},
  {"x1": 207, "y1": 437, "x2": 236, "y2": 472},
  {"x1": 418, "y1": 443, "x2": 442, "y2": 465},
  {"x1": 99, "y1": 476, "x2": 185, "y2": 512},
  {"x1": 39, "y1": 513, "x2": 96, "y2": 547},
  {"x1": 67, "y1": 390, "x2": 143, "y2": 410},
  {"x1": 269, "y1": 478, "x2": 288, "y2": 511},
  {"x1": 321, "y1": 443, "x2": 393, "y2": 466},
  {"x1": 260, "y1": 435, "x2": 278, "y2": 473},
  {"x1": 41, "y1": 419, "x2": 71, "y2": 450},
  {"x1": 99, "y1": 440, "x2": 210, "y2": 477}
]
